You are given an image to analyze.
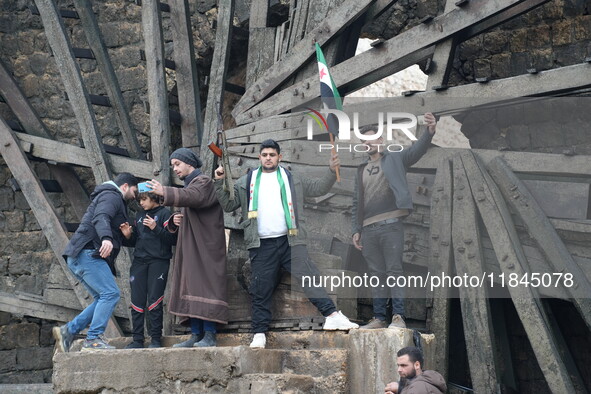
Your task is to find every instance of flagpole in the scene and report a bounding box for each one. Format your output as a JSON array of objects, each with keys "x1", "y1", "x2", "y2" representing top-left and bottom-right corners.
[{"x1": 329, "y1": 133, "x2": 341, "y2": 182}]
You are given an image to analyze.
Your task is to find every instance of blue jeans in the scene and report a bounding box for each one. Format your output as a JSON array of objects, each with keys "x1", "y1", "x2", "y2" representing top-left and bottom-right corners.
[
  {"x1": 66, "y1": 249, "x2": 121, "y2": 339},
  {"x1": 190, "y1": 318, "x2": 216, "y2": 334},
  {"x1": 361, "y1": 222, "x2": 405, "y2": 320}
]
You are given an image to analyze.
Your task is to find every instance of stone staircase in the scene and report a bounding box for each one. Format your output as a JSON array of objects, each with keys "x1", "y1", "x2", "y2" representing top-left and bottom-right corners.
[{"x1": 52, "y1": 330, "x2": 435, "y2": 393}]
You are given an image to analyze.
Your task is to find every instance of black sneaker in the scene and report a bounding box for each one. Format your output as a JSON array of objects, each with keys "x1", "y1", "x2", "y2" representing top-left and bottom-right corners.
[
  {"x1": 148, "y1": 339, "x2": 162, "y2": 348},
  {"x1": 81, "y1": 336, "x2": 116, "y2": 351},
  {"x1": 52, "y1": 324, "x2": 74, "y2": 353},
  {"x1": 125, "y1": 340, "x2": 144, "y2": 349}
]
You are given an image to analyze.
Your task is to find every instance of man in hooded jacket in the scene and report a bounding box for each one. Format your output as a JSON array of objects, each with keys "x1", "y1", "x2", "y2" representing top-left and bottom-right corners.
[
  {"x1": 53, "y1": 172, "x2": 139, "y2": 352},
  {"x1": 385, "y1": 346, "x2": 447, "y2": 394}
]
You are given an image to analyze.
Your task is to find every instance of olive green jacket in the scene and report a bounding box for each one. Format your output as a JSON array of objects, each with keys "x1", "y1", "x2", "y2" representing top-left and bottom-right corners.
[{"x1": 214, "y1": 167, "x2": 336, "y2": 250}]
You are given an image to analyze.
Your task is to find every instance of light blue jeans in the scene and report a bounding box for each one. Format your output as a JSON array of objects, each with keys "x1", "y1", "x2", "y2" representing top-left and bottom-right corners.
[{"x1": 66, "y1": 249, "x2": 121, "y2": 339}]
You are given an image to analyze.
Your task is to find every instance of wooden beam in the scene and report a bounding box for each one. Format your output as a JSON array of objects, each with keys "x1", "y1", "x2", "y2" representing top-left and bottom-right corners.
[
  {"x1": 0, "y1": 116, "x2": 122, "y2": 337},
  {"x1": 461, "y1": 151, "x2": 575, "y2": 393},
  {"x1": 249, "y1": 0, "x2": 269, "y2": 29},
  {"x1": 487, "y1": 157, "x2": 591, "y2": 331},
  {"x1": 142, "y1": 0, "x2": 171, "y2": 184},
  {"x1": 169, "y1": 0, "x2": 204, "y2": 148},
  {"x1": 235, "y1": 0, "x2": 538, "y2": 123},
  {"x1": 232, "y1": 0, "x2": 374, "y2": 117},
  {"x1": 426, "y1": 158, "x2": 453, "y2": 380},
  {"x1": 451, "y1": 154, "x2": 499, "y2": 393},
  {"x1": 0, "y1": 291, "x2": 78, "y2": 323},
  {"x1": 33, "y1": 0, "x2": 111, "y2": 184},
  {"x1": 72, "y1": 0, "x2": 142, "y2": 159},
  {"x1": 201, "y1": 0, "x2": 235, "y2": 177},
  {"x1": 425, "y1": 0, "x2": 457, "y2": 90}
]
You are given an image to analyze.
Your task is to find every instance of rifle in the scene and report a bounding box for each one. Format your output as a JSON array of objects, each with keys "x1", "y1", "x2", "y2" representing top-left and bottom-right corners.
[{"x1": 208, "y1": 110, "x2": 235, "y2": 200}]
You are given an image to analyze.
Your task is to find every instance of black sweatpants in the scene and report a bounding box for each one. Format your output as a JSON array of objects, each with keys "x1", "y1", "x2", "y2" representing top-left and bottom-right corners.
[
  {"x1": 129, "y1": 258, "x2": 169, "y2": 342},
  {"x1": 249, "y1": 236, "x2": 337, "y2": 333}
]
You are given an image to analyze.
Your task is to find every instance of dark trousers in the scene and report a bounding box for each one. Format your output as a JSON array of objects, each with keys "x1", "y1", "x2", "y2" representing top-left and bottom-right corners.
[
  {"x1": 130, "y1": 259, "x2": 169, "y2": 341},
  {"x1": 249, "y1": 236, "x2": 337, "y2": 333},
  {"x1": 361, "y1": 221, "x2": 405, "y2": 320}
]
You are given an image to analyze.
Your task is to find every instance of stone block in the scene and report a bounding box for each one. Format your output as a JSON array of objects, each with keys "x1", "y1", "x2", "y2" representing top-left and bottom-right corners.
[
  {"x1": 510, "y1": 52, "x2": 529, "y2": 75},
  {"x1": 509, "y1": 28, "x2": 528, "y2": 52},
  {"x1": 23, "y1": 211, "x2": 41, "y2": 232},
  {"x1": 15, "y1": 275, "x2": 44, "y2": 296},
  {"x1": 15, "y1": 347, "x2": 53, "y2": 371},
  {"x1": 483, "y1": 31, "x2": 509, "y2": 54},
  {"x1": 117, "y1": 65, "x2": 147, "y2": 92},
  {"x1": 473, "y1": 59, "x2": 491, "y2": 79},
  {"x1": 0, "y1": 311, "x2": 10, "y2": 326},
  {"x1": 0, "y1": 323, "x2": 39, "y2": 350},
  {"x1": 458, "y1": 36, "x2": 482, "y2": 61},
  {"x1": 490, "y1": 53, "x2": 511, "y2": 79},
  {"x1": 574, "y1": 15, "x2": 591, "y2": 40},
  {"x1": 16, "y1": 31, "x2": 35, "y2": 56},
  {"x1": 0, "y1": 370, "x2": 48, "y2": 384},
  {"x1": 552, "y1": 19, "x2": 574, "y2": 46},
  {"x1": 14, "y1": 192, "x2": 29, "y2": 210},
  {"x1": 530, "y1": 122, "x2": 565, "y2": 148},
  {"x1": 11, "y1": 56, "x2": 30, "y2": 78},
  {"x1": 39, "y1": 323, "x2": 55, "y2": 347},
  {"x1": 5, "y1": 210, "x2": 25, "y2": 232},
  {"x1": 530, "y1": 48, "x2": 554, "y2": 71},
  {"x1": 527, "y1": 25, "x2": 551, "y2": 48},
  {"x1": 0, "y1": 350, "x2": 16, "y2": 373},
  {"x1": 29, "y1": 53, "x2": 50, "y2": 76},
  {"x1": 554, "y1": 42, "x2": 587, "y2": 66},
  {"x1": 0, "y1": 187, "x2": 14, "y2": 211}
]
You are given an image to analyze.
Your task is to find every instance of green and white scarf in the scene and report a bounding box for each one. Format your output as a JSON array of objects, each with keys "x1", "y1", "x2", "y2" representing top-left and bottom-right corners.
[{"x1": 248, "y1": 166, "x2": 298, "y2": 236}]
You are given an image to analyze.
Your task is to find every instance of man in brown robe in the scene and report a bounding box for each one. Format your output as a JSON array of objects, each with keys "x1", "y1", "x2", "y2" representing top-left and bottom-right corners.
[{"x1": 148, "y1": 148, "x2": 227, "y2": 347}]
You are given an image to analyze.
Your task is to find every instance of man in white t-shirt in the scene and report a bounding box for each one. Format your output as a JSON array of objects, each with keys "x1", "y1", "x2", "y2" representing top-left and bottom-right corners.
[{"x1": 215, "y1": 139, "x2": 358, "y2": 348}]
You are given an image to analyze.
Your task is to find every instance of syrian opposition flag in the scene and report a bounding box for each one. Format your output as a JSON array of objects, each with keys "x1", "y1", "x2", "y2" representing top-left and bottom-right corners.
[
  {"x1": 315, "y1": 43, "x2": 342, "y2": 137},
  {"x1": 315, "y1": 43, "x2": 341, "y2": 181}
]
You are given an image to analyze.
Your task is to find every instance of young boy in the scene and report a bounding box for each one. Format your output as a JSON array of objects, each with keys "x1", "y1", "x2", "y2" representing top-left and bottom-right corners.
[{"x1": 120, "y1": 191, "x2": 177, "y2": 348}]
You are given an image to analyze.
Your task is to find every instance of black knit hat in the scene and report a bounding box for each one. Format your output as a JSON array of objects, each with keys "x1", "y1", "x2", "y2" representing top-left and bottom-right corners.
[{"x1": 170, "y1": 148, "x2": 202, "y2": 168}]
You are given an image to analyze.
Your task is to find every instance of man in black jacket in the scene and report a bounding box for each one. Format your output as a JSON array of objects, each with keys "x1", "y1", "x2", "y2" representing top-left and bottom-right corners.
[
  {"x1": 352, "y1": 114, "x2": 436, "y2": 330},
  {"x1": 53, "y1": 173, "x2": 138, "y2": 352}
]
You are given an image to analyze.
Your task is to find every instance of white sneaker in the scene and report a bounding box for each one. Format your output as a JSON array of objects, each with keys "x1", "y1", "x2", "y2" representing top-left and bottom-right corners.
[
  {"x1": 323, "y1": 311, "x2": 359, "y2": 330},
  {"x1": 250, "y1": 333, "x2": 266, "y2": 348}
]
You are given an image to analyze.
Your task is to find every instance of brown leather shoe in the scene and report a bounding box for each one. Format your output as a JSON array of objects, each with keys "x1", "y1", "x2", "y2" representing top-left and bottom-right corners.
[
  {"x1": 360, "y1": 317, "x2": 387, "y2": 329},
  {"x1": 388, "y1": 314, "x2": 407, "y2": 329}
]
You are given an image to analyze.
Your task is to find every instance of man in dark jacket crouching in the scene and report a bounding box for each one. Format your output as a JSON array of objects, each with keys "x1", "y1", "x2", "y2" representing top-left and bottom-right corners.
[{"x1": 53, "y1": 173, "x2": 138, "y2": 352}]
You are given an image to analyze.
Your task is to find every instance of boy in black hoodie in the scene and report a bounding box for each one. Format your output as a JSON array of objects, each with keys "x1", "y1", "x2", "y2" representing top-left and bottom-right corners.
[{"x1": 120, "y1": 191, "x2": 177, "y2": 348}]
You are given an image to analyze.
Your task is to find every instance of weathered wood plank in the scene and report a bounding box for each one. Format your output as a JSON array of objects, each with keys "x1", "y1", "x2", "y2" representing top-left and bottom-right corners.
[
  {"x1": 0, "y1": 116, "x2": 122, "y2": 337},
  {"x1": 235, "y1": 0, "x2": 537, "y2": 123},
  {"x1": 249, "y1": 0, "x2": 268, "y2": 28},
  {"x1": 451, "y1": 154, "x2": 499, "y2": 393},
  {"x1": 462, "y1": 151, "x2": 575, "y2": 393},
  {"x1": 0, "y1": 291, "x2": 78, "y2": 323},
  {"x1": 48, "y1": 163, "x2": 89, "y2": 220},
  {"x1": 426, "y1": 158, "x2": 453, "y2": 380},
  {"x1": 201, "y1": 0, "x2": 235, "y2": 177},
  {"x1": 33, "y1": 0, "x2": 111, "y2": 183},
  {"x1": 487, "y1": 157, "x2": 591, "y2": 331},
  {"x1": 245, "y1": 28, "x2": 277, "y2": 89},
  {"x1": 521, "y1": 179, "x2": 588, "y2": 220},
  {"x1": 170, "y1": 0, "x2": 204, "y2": 148},
  {"x1": 425, "y1": 0, "x2": 457, "y2": 90},
  {"x1": 73, "y1": 0, "x2": 142, "y2": 159},
  {"x1": 15, "y1": 132, "x2": 182, "y2": 186},
  {"x1": 142, "y1": 0, "x2": 171, "y2": 184}
]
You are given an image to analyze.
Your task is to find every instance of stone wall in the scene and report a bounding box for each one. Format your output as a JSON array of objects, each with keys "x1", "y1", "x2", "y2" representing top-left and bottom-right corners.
[{"x1": 0, "y1": 311, "x2": 54, "y2": 384}]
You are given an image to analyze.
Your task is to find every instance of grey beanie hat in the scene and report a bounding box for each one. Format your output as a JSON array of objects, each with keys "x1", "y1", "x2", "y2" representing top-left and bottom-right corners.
[{"x1": 170, "y1": 148, "x2": 202, "y2": 168}]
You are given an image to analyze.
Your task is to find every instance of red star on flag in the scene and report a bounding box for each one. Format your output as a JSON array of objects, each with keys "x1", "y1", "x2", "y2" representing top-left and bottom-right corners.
[{"x1": 319, "y1": 68, "x2": 327, "y2": 79}]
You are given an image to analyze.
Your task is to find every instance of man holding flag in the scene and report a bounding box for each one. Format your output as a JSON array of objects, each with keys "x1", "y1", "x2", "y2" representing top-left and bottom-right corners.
[{"x1": 214, "y1": 139, "x2": 358, "y2": 349}]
